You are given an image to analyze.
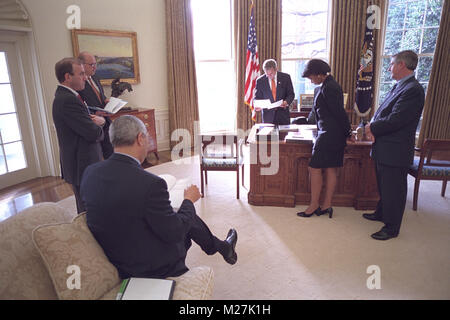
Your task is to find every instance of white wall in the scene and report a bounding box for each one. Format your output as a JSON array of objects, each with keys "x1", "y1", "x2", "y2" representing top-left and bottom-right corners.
[
  {"x1": 20, "y1": 0, "x2": 170, "y2": 166},
  {"x1": 22, "y1": 0, "x2": 168, "y2": 109}
]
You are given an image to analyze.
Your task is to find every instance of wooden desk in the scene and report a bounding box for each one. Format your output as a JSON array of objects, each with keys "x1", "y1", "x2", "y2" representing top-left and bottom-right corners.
[
  {"x1": 110, "y1": 109, "x2": 158, "y2": 160},
  {"x1": 248, "y1": 125, "x2": 379, "y2": 210}
]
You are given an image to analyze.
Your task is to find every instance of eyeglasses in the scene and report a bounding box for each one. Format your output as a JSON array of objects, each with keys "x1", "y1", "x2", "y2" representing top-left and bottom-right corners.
[{"x1": 85, "y1": 62, "x2": 97, "y2": 67}]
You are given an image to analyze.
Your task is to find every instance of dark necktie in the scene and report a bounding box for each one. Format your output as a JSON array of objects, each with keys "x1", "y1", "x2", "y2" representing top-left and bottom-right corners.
[{"x1": 373, "y1": 83, "x2": 398, "y2": 120}]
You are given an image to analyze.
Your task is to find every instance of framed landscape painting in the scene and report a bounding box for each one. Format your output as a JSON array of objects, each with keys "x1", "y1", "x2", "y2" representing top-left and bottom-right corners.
[{"x1": 71, "y1": 28, "x2": 140, "y2": 85}]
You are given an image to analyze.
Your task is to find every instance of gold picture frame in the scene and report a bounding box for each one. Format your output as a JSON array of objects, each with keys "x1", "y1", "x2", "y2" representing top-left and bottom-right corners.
[{"x1": 71, "y1": 28, "x2": 140, "y2": 85}]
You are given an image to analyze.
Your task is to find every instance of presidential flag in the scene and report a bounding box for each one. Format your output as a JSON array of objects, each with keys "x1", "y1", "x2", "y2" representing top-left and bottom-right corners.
[
  {"x1": 244, "y1": 3, "x2": 260, "y2": 122},
  {"x1": 354, "y1": 13, "x2": 375, "y2": 118}
]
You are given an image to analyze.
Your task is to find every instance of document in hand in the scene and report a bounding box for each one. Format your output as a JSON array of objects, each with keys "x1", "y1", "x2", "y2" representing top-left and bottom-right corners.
[
  {"x1": 158, "y1": 174, "x2": 190, "y2": 210},
  {"x1": 254, "y1": 99, "x2": 283, "y2": 109},
  {"x1": 117, "y1": 277, "x2": 176, "y2": 300},
  {"x1": 103, "y1": 97, "x2": 128, "y2": 114}
]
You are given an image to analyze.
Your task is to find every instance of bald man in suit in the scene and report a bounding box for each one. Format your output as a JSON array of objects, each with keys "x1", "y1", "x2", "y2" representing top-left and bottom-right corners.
[{"x1": 77, "y1": 51, "x2": 113, "y2": 159}]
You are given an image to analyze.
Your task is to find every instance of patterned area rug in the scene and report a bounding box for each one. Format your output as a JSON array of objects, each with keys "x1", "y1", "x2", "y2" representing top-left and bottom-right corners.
[{"x1": 57, "y1": 155, "x2": 450, "y2": 299}]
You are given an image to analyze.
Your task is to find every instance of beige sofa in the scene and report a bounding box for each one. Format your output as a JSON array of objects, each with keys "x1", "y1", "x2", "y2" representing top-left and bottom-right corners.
[{"x1": 0, "y1": 202, "x2": 213, "y2": 300}]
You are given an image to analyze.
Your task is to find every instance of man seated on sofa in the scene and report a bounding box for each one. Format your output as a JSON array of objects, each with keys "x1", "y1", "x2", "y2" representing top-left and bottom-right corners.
[{"x1": 80, "y1": 115, "x2": 238, "y2": 279}]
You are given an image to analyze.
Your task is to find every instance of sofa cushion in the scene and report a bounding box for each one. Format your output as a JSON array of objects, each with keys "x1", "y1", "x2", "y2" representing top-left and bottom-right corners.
[
  {"x1": 32, "y1": 213, "x2": 121, "y2": 300},
  {"x1": 0, "y1": 202, "x2": 75, "y2": 300},
  {"x1": 168, "y1": 265, "x2": 214, "y2": 300},
  {"x1": 99, "y1": 266, "x2": 214, "y2": 300}
]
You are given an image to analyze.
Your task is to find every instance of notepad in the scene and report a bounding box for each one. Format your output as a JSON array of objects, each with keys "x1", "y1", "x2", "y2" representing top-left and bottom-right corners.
[{"x1": 117, "y1": 277, "x2": 176, "y2": 300}]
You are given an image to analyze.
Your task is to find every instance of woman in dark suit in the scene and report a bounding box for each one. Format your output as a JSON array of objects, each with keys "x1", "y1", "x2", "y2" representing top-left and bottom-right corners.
[{"x1": 297, "y1": 59, "x2": 351, "y2": 219}]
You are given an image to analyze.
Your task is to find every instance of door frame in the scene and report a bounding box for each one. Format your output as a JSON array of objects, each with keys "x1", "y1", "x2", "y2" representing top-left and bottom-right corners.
[{"x1": 0, "y1": 30, "x2": 56, "y2": 189}]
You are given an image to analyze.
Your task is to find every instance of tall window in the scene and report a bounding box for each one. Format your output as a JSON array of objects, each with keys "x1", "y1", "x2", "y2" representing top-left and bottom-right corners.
[
  {"x1": 191, "y1": 0, "x2": 236, "y2": 133},
  {"x1": 281, "y1": 0, "x2": 330, "y2": 101},
  {"x1": 0, "y1": 52, "x2": 26, "y2": 175},
  {"x1": 379, "y1": 0, "x2": 444, "y2": 102}
]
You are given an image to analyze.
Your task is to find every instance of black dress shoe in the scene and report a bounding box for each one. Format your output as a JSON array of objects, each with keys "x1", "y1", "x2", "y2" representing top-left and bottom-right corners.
[
  {"x1": 363, "y1": 213, "x2": 382, "y2": 221},
  {"x1": 318, "y1": 207, "x2": 333, "y2": 218},
  {"x1": 223, "y1": 229, "x2": 238, "y2": 265},
  {"x1": 297, "y1": 207, "x2": 321, "y2": 218},
  {"x1": 371, "y1": 230, "x2": 397, "y2": 240}
]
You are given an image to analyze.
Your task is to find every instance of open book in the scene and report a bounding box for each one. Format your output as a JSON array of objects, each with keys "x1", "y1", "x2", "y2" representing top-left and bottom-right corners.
[
  {"x1": 88, "y1": 97, "x2": 127, "y2": 114},
  {"x1": 117, "y1": 277, "x2": 175, "y2": 300},
  {"x1": 158, "y1": 174, "x2": 190, "y2": 210}
]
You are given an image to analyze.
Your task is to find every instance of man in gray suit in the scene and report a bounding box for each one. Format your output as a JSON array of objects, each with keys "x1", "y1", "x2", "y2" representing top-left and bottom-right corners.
[{"x1": 364, "y1": 50, "x2": 425, "y2": 240}]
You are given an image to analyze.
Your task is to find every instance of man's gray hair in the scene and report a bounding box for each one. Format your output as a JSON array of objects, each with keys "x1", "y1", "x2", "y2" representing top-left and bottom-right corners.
[
  {"x1": 109, "y1": 115, "x2": 147, "y2": 147},
  {"x1": 393, "y1": 50, "x2": 418, "y2": 71},
  {"x1": 263, "y1": 59, "x2": 277, "y2": 70}
]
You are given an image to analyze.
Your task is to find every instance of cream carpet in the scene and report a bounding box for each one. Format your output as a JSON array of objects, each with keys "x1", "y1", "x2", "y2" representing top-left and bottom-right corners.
[{"x1": 57, "y1": 154, "x2": 450, "y2": 300}]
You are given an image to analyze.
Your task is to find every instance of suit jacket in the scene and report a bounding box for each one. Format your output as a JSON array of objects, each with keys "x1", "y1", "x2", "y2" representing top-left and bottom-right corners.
[
  {"x1": 52, "y1": 86, "x2": 104, "y2": 186},
  {"x1": 78, "y1": 75, "x2": 113, "y2": 159},
  {"x1": 78, "y1": 75, "x2": 107, "y2": 108},
  {"x1": 255, "y1": 71, "x2": 295, "y2": 125},
  {"x1": 370, "y1": 76, "x2": 425, "y2": 167},
  {"x1": 80, "y1": 153, "x2": 196, "y2": 279},
  {"x1": 312, "y1": 75, "x2": 351, "y2": 151}
]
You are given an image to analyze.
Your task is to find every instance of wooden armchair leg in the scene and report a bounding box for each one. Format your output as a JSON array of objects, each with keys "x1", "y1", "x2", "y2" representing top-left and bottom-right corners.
[
  {"x1": 236, "y1": 169, "x2": 240, "y2": 199},
  {"x1": 413, "y1": 178, "x2": 420, "y2": 211},
  {"x1": 205, "y1": 170, "x2": 208, "y2": 185},
  {"x1": 242, "y1": 164, "x2": 245, "y2": 187},
  {"x1": 200, "y1": 168, "x2": 205, "y2": 198},
  {"x1": 442, "y1": 179, "x2": 447, "y2": 197}
]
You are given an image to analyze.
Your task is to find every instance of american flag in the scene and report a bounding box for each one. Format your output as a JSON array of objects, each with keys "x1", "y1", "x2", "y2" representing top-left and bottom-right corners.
[{"x1": 244, "y1": 3, "x2": 260, "y2": 121}]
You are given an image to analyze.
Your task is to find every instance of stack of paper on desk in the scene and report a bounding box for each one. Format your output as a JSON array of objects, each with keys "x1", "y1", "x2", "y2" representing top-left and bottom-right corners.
[{"x1": 285, "y1": 131, "x2": 314, "y2": 143}]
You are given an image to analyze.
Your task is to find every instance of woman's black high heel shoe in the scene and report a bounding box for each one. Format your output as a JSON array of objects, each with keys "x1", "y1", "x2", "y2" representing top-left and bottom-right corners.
[
  {"x1": 319, "y1": 207, "x2": 333, "y2": 218},
  {"x1": 297, "y1": 207, "x2": 321, "y2": 218}
]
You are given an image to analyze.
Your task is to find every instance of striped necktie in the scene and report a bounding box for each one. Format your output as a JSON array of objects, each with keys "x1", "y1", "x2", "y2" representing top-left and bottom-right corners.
[{"x1": 88, "y1": 78, "x2": 103, "y2": 104}]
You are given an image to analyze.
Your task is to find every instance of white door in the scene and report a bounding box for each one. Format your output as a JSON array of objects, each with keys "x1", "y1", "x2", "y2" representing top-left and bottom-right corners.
[{"x1": 0, "y1": 41, "x2": 39, "y2": 189}]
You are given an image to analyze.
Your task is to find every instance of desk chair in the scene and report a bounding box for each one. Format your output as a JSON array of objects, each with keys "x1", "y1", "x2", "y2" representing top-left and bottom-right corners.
[
  {"x1": 408, "y1": 139, "x2": 450, "y2": 210},
  {"x1": 199, "y1": 133, "x2": 245, "y2": 199}
]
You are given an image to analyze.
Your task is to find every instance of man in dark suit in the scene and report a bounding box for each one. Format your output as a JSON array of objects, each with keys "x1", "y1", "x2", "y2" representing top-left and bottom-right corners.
[
  {"x1": 254, "y1": 59, "x2": 295, "y2": 125},
  {"x1": 52, "y1": 58, "x2": 105, "y2": 213},
  {"x1": 80, "y1": 115, "x2": 238, "y2": 279},
  {"x1": 364, "y1": 50, "x2": 425, "y2": 240},
  {"x1": 77, "y1": 52, "x2": 113, "y2": 159}
]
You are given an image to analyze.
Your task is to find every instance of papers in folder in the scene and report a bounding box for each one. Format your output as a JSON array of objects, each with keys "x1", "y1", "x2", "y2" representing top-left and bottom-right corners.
[
  {"x1": 89, "y1": 97, "x2": 127, "y2": 114},
  {"x1": 117, "y1": 277, "x2": 175, "y2": 300},
  {"x1": 254, "y1": 99, "x2": 283, "y2": 109}
]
